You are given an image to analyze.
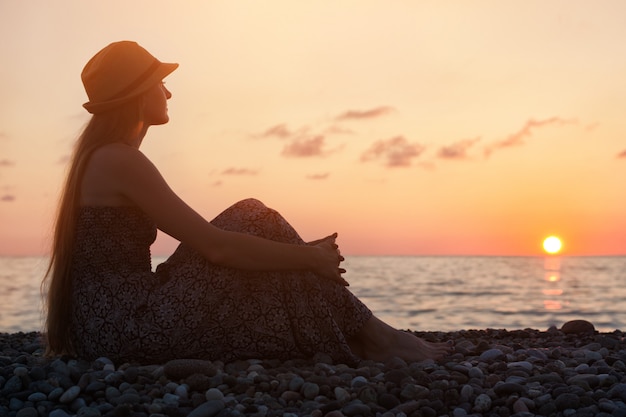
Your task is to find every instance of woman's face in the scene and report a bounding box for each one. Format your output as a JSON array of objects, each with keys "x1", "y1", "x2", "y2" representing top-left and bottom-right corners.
[{"x1": 142, "y1": 81, "x2": 172, "y2": 126}]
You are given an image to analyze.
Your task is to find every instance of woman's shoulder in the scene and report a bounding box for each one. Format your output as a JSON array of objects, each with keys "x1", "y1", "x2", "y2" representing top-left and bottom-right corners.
[
  {"x1": 89, "y1": 144, "x2": 154, "y2": 172},
  {"x1": 91, "y1": 143, "x2": 145, "y2": 160}
]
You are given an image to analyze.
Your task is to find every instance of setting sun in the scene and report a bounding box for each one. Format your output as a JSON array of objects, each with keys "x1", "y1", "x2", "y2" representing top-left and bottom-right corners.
[{"x1": 543, "y1": 236, "x2": 563, "y2": 254}]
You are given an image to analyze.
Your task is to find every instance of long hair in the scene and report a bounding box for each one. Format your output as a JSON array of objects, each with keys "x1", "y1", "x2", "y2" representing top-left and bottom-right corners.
[{"x1": 43, "y1": 98, "x2": 144, "y2": 356}]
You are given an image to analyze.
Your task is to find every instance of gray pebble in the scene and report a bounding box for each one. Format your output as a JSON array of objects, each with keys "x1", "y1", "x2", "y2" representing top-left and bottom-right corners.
[
  {"x1": 473, "y1": 393, "x2": 491, "y2": 412},
  {"x1": 16, "y1": 408, "x2": 38, "y2": 417},
  {"x1": 479, "y1": 348, "x2": 505, "y2": 362},
  {"x1": 334, "y1": 386, "x2": 351, "y2": 403},
  {"x1": 187, "y1": 400, "x2": 225, "y2": 417},
  {"x1": 59, "y1": 385, "x2": 81, "y2": 403},
  {"x1": 49, "y1": 410, "x2": 72, "y2": 417}
]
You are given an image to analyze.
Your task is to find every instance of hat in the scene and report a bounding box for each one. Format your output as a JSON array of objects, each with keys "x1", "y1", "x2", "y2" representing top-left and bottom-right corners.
[{"x1": 81, "y1": 41, "x2": 178, "y2": 114}]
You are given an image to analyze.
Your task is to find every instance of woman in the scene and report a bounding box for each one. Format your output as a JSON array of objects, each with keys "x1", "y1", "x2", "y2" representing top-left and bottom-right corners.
[{"x1": 44, "y1": 41, "x2": 451, "y2": 365}]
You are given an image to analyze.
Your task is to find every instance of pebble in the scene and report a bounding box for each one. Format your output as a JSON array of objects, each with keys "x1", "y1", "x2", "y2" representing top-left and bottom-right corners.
[{"x1": 1, "y1": 323, "x2": 625, "y2": 416}]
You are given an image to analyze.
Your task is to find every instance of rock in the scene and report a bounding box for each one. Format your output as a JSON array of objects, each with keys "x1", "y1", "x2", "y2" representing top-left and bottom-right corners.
[
  {"x1": 513, "y1": 398, "x2": 529, "y2": 413},
  {"x1": 187, "y1": 400, "x2": 225, "y2": 417},
  {"x1": 561, "y1": 320, "x2": 595, "y2": 335},
  {"x1": 15, "y1": 408, "x2": 38, "y2": 417},
  {"x1": 164, "y1": 359, "x2": 218, "y2": 380},
  {"x1": 342, "y1": 402, "x2": 370, "y2": 416},
  {"x1": 554, "y1": 392, "x2": 580, "y2": 410},
  {"x1": 334, "y1": 386, "x2": 351, "y2": 403},
  {"x1": 493, "y1": 382, "x2": 526, "y2": 396},
  {"x1": 302, "y1": 382, "x2": 320, "y2": 399},
  {"x1": 59, "y1": 386, "x2": 81, "y2": 403},
  {"x1": 479, "y1": 348, "x2": 505, "y2": 362},
  {"x1": 377, "y1": 393, "x2": 400, "y2": 409},
  {"x1": 473, "y1": 393, "x2": 492, "y2": 413}
]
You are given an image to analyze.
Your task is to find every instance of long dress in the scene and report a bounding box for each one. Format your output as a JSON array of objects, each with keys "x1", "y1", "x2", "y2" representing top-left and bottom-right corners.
[{"x1": 70, "y1": 198, "x2": 372, "y2": 365}]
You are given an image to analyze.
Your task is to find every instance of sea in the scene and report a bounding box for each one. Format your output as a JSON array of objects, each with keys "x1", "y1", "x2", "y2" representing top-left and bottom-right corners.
[{"x1": 1, "y1": 255, "x2": 624, "y2": 334}]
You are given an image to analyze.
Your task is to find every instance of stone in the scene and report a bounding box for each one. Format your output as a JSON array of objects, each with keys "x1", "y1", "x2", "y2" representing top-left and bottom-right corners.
[
  {"x1": 164, "y1": 359, "x2": 218, "y2": 380},
  {"x1": 493, "y1": 382, "x2": 526, "y2": 396},
  {"x1": 187, "y1": 400, "x2": 225, "y2": 417},
  {"x1": 15, "y1": 408, "x2": 38, "y2": 417},
  {"x1": 334, "y1": 386, "x2": 351, "y2": 403},
  {"x1": 473, "y1": 393, "x2": 492, "y2": 413},
  {"x1": 561, "y1": 320, "x2": 595, "y2": 335},
  {"x1": 554, "y1": 392, "x2": 580, "y2": 410},
  {"x1": 59, "y1": 385, "x2": 81, "y2": 403},
  {"x1": 205, "y1": 388, "x2": 224, "y2": 401},
  {"x1": 377, "y1": 393, "x2": 400, "y2": 409},
  {"x1": 479, "y1": 348, "x2": 505, "y2": 362},
  {"x1": 302, "y1": 382, "x2": 320, "y2": 400}
]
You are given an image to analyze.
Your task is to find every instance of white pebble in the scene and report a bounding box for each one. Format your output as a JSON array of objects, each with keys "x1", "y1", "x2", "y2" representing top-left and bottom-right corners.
[
  {"x1": 334, "y1": 386, "x2": 350, "y2": 402},
  {"x1": 474, "y1": 393, "x2": 492, "y2": 412},
  {"x1": 205, "y1": 388, "x2": 224, "y2": 401}
]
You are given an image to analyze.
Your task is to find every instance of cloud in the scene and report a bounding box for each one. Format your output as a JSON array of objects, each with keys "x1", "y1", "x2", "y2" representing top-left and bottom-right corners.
[
  {"x1": 221, "y1": 168, "x2": 259, "y2": 176},
  {"x1": 437, "y1": 137, "x2": 481, "y2": 160},
  {"x1": 335, "y1": 106, "x2": 395, "y2": 121},
  {"x1": 0, "y1": 132, "x2": 8, "y2": 140},
  {"x1": 282, "y1": 135, "x2": 333, "y2": 158},
  {"x1": 1, "y1": 194, "x2": 15, "y2": 202},
  {"x1": 254, "y1": 123, "x2": 294, "y2": 139},
  {"x1": 617, "y1": 149, "x2": 626, "y2": 159},
  {"x1": 484, "y1": 117, "x2": 577, "y2": 157},
  {"x1": 306, "y1": 173, "x2": 330, "y2": 180},
  {"x1": 0, "y1": 159, "x2": 15, "y2": 167},
  {"x1": 360, "y1": 135, "x2": 425, "y2": 167},
  {"x1": 323, "y1": 125, "x2": 354, "y2": 135}
]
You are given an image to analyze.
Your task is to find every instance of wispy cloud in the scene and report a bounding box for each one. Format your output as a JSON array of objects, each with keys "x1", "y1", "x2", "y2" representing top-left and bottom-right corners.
[
  {"x1": 306, "y1": 173, "x2": 330, "y2": 180},
  {"x1": 221, "y1": 168, "x2": 259, "y2": 176},
  {"x1": 0, "y1": 159, "x2": 15, "y2": 167},
  {"x1": 282, "y1": 135, "x2": 335, "y2": 158},
  {"x1": 323, "y1": 125, "x2": 354, "y2": 136},
  {"x1": 437, "y1": 137, "x2": 481, "y2": 160},
  {"x1": 361, "y1": 135, "x2": 425, "y2": 168},
  {"x1": 484, "y1": 117, "x2": 577, "y2": 157},
  {"x1": 0, "y1": 132, "x2": 8, "y2": 140},
  {"x1": 617, "y1": 149, "x2": 626, "y2": 159},
  {"x1": 254, "y1": 123, "x2": 294, "y2": 139},
  {"x1": 335, "y1": 106, "x2": 395, "y2": 121},
  {"x1": 1, "y1": 194, "x2": 15, "y2": 202}
]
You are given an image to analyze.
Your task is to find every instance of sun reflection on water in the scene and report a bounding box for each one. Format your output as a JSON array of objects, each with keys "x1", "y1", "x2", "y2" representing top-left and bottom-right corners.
[{"x1": 542, "y1": 256, "x2": 566, "y2": 311}]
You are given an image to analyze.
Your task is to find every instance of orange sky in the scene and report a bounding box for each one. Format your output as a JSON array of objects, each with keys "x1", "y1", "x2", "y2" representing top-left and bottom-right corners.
[{"x1": 0, "y1": 1, "x2": 625, "y2": 256}]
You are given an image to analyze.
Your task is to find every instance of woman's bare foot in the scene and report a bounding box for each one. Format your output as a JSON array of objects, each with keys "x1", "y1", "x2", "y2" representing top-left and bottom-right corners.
[{"x1": 348, "y1": 315, "x2": 453, "y2": 363}]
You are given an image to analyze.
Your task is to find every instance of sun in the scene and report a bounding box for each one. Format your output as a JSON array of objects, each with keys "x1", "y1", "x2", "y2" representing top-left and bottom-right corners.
[{"x1": 543, "y1": 236, "x2": 563, "y2": 254}]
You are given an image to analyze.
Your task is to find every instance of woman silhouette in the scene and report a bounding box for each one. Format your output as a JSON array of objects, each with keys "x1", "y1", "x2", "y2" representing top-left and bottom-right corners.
[{"x1": 43, "y1": 41, "x2": 451, "y2": 365}]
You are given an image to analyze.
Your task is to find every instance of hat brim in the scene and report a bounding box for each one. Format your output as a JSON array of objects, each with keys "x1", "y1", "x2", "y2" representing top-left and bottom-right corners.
[{"x1": 83, "y1": 62, "x2": 178, "y2": 114}]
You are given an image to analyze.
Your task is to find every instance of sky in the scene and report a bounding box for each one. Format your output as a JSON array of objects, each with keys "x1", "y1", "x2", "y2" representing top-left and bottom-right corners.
[{"x1": 0, "y1": 0, "x2": 625, "y2": 257}]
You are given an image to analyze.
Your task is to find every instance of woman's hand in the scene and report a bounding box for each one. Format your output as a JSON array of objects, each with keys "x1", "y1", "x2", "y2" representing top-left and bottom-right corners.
[{"x1": 311, "y1": 233, "x2": 349, "y2": 286}]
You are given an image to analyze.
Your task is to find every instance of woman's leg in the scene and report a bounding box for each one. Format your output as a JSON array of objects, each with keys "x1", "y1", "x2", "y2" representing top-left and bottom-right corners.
[
  {"x1": 214, "y1": 199, "x2": 453, "y2": 363},
  {"x1": 347, "y1": 315, "x2": 453, "y2": 362}
]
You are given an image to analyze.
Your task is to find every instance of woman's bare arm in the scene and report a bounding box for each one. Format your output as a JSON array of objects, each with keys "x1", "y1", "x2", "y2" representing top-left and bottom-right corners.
[{"x1": 86, "y1": 144, "x2": 345, "y2": 282}]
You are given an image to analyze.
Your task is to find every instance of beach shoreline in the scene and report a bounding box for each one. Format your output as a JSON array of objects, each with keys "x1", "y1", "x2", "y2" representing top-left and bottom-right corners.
[{"x1": 1, "y1": 323, "x2": 626, "y2": 417}]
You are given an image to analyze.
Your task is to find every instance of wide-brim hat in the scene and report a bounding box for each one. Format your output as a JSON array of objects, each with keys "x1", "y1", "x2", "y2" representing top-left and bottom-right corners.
[{"x1": 81, "y1": 41, "x2": 178, "y2": 114}]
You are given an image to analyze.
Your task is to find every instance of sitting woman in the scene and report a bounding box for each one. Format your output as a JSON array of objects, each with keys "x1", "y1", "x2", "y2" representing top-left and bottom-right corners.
[{"x1": 43, "y1": 41, "x2": 452, "y2": 365}]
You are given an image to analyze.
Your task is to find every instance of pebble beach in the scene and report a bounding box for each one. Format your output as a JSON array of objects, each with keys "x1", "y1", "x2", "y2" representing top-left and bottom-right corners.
[{"x1": 1, "y1": 320, "x2": 626, "y2": 417}]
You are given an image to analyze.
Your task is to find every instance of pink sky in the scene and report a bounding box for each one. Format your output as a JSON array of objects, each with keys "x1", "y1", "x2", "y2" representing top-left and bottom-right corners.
[{"x1": 1, "y1": 1, "x2": 625, "y2": 256}]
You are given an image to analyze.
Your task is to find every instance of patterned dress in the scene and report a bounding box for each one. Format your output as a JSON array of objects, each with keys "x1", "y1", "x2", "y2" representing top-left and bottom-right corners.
[{"x1": 70, "y1": 198, "x2": 372, "y2": 365}]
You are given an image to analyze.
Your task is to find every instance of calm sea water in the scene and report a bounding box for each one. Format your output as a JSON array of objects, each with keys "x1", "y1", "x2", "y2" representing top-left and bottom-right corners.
[{"x1": 1, "y1": 256, "x2": 624, "y2": 334}]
